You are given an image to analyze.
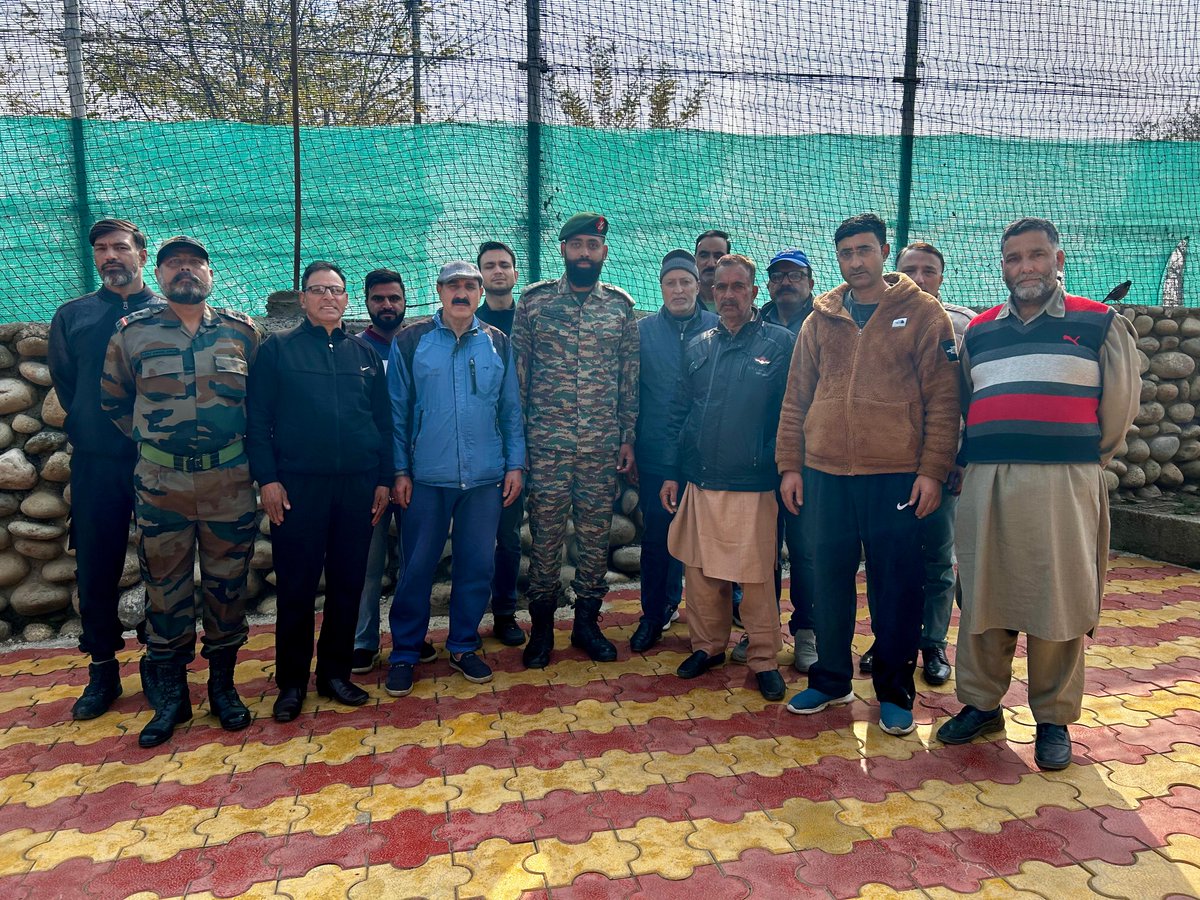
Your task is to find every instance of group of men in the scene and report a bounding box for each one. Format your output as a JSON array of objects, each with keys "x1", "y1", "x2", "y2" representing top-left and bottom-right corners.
[{"x1": 49, "y1": 210, "x2": 1139, "y2": 771}]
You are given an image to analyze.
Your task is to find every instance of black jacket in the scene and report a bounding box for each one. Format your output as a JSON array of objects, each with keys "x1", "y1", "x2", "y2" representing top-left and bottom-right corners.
[
  {"x1": 48, "y1": 286, "x2": 164, "y2": 458},
  {"x1": 246, "y1": 318, "x2": 392, "y2": 485},
  {"x1": 664, "y1": 315, "x2": 795, "y2": 491}
]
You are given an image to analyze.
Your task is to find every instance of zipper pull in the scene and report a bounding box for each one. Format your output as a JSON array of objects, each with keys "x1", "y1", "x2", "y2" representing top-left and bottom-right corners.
[
  {"x1": 328, "y1": 341, "x2": 334, "y2": 351},
  {"x1": 469, "y1": 358, "x2": 478, "y2": 394}
]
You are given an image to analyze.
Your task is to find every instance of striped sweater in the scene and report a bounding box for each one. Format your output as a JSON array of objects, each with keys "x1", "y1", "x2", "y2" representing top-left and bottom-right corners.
[{"x1": 962, "y1": 293, "x2": 1115, "y2": 464}]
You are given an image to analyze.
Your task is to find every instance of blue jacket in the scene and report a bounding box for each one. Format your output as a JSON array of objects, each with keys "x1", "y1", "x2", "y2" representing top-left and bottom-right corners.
[
  {"x1": 635, "y1": 304, "x2": 718, "y2": 474},
  {"x1": 388, "y1": 311, "x2": 525, "y2": 489}
]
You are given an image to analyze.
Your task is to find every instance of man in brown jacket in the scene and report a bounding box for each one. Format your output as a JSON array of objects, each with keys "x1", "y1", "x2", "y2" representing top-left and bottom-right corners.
[{"x1": 776, "y1": 213, "x2": 960, "y2": 736}]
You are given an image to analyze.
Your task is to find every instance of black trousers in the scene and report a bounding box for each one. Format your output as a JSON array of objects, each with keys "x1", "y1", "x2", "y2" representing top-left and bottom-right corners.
[
  {"x1": 70, "y1": 451, "x2": 137, "y2": 660},
  {"x1": 271, "y1": 471, "x2": 375, "y2": 689},
  {"x1": 804, "y1": 467, "x2": 924, "y2": 709}
]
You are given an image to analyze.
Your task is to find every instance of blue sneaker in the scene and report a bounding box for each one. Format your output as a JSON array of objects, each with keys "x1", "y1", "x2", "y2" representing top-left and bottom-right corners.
[
  {"x1": 879, "y1": 701, "x2": 916, "y2": 736},
  {"x1": 786, "y1": 687, "x2": 855, "y2": 715}
]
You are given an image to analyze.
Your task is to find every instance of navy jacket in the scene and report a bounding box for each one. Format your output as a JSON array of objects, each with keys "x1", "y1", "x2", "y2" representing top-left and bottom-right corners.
[
  {"x1": 635, "y1": 304, "x2": 718, "y2": 474},
  {"x1": 388, "y1": 311, "x2": 525, "y2": 489},
  {"x1": 664, "y1": 315, "x2": 795, "y2": 492},
  {"x1": 246, "y1": 318, "x2": 393, "y2": 486},
  {"x1": 48, "y1": 286, "x2": 163, "y2": 457}
]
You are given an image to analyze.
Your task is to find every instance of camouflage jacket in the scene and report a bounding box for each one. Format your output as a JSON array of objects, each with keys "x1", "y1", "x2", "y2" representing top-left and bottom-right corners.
[
  {"x1": 101, "y1": 304, "x2": 262, "y2": 456},
  {"x1": 511, "y1": 275, "x2": 639, "y2": 454}
]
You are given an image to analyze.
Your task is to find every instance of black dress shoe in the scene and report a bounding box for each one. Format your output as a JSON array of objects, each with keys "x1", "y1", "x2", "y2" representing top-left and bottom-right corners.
[
  {"x1": 921, "y1": 646, "x2": 952, "y2": 686},
  {"x1": 492, "y1": 615, "x2": 527, "y2": 647},
  {"x1": 936, "y1": 705, "x2": 1004, "y2": 744},
  {"x1": 315, "y1": 676, "x2": 369, "y2": 706},
  {"x1": 273, "y1": 687, "x2": 305, "y2": 723},
  {"x1": 1034, "y1": 723, "x2": 1073, "y2": 770},
  {"x1": 629, "y1": 619, "x2": 660, "y2": 653},
  {"x1": 755, "y1": 669, "x2": 786, "y2": 701},
  {"x1": 677, "y1": 650, "x2": 726, "y2": 679},
  {"x1": 859, "y1": 646, "x2": 875, "y2": 674}
]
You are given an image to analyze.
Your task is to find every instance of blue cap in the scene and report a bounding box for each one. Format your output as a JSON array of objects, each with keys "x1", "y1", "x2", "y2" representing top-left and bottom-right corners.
[{"x1": 767, "y1": 249, "x2": 811, "y2": 272}]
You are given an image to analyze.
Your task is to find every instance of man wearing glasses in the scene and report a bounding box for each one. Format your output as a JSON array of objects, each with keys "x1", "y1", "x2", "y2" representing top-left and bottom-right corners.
[{"x1": 246, "y1": 261, "x2": 393, "y2": 722}]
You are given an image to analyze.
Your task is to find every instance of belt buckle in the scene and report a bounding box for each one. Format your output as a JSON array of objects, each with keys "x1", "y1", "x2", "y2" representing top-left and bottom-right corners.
[{"x1": 182, "y1": 454, "x2": 202, "y2": 473}]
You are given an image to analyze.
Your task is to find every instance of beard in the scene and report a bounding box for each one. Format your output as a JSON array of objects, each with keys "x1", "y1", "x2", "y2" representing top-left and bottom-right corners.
[
  {"x1": 165, "y1": 274, "x2": 212, "y2": 305},
  {"x1": 100, "y1": 263, "x2": 135, "y2": 288},
  {"x1": 1007, "y1": 272, "x2": 1057, "y2": 304},
  {"x1": 565, "y1": 258, "x2": 602, "y2": 287},
  {"x1": 369, "y1": 308, "x2": 403, "y2": 330}
]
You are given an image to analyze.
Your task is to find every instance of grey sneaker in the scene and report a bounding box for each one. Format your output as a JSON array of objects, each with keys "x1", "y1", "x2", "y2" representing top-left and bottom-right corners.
[
  {"x1": 793, "y1": 629, "x2": 817, "y2": 673},
  {"x1": 730, "y1": 633, "x2": 750, "y2": 664}
]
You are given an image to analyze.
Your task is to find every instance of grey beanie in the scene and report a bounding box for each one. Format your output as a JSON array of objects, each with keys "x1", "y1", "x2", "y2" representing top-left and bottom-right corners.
[{"x1": 660, "y1": 249, "x2": 699, "y2": 281}]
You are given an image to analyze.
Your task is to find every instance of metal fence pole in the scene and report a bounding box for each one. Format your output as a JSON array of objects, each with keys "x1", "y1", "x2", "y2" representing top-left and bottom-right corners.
[
  {"x1": 64, "y1": 0, "x2": 93, "y2": 293},
  {"x1": 290, "y1": 0, "x2": 301, "y2": 291},
  {"x1": 894, "y1": 0, "x2": 922, "y2": 255},
  {"x1": 523, "y1": 0, "x2": 542, "y2": 282},
  {"x1": 409, "y1": 0, "x2": 422, "y2": 125}
]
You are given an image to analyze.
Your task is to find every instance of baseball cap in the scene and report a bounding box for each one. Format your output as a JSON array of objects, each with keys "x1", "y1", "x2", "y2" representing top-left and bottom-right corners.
[
  {"x1": 767, "y1": 249, "x2": 812, "y2": 272},
  {"x1": 156, "y1": 236, "x2": 209, "y2": 266},
  {"x1": 437, "y1": 260, "x2": 483, "y2": 284}
]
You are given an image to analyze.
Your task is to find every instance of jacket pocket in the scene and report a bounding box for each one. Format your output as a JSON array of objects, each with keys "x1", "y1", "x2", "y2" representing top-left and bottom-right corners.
[
  {"x1": 853, "y1": 398, "x2": 920, "y2": 468},
  {"x1": 136, "y1": 350, "x2": 187, "y2": 400},
  {"x1": 804, "y1": 397, "x2": 850, "y2": 464},
  {"x1": 212, "y1": 354, "x2": 248, "y2": 400}
]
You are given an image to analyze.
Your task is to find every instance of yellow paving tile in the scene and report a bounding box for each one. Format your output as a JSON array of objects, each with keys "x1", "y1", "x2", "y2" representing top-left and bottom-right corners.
[
  {"x1": 1002, "y1": 860, "x2": 1098, "y2": 898},
  {"x1": 725, "y1": 735, "x2": 789, "y2": 777},
  {"x1": 349, "y1": 857, "x2": 472, "y2": 900},
  {"x1": 974, "y1": 773, "x2": 1085, "y2": 818},
  {"x1": 447, "y1": 764, "x2": 525, "y2": 813},
  {"x1": 620, "y1": 817, "x2": 715, "y2": 880},
  {"x1": 591, "y1": 750, "x2": 663, "y2": 794},
  {"x1": 836, "y1": 792, "x2": 945, "y2": 839},
  {"x1": 274, "y1": 863, "x2": 366, "y2": 897},
  {"x1": 1041, "y1": 763, "x2": 1147, "y2": 811},
  {"x1": 357, "y1": 780, "x2": 461, "y2": 819},
  {"x1": 1087, "y1": 847, "x2": 1200, "y2": 898},
  {"x1": 524, "y1": 831, "x2": 640, "y2": 885},
  {"x1": 126, "y1": 804, "x2": 213, "y2": 861},
  {"x1": 1105, "y1": 755, "x2": 1200, "y2": 798},
  {"x1": 440, "y1": 711, "x2": 506, "y2": 748},
  {"x1": 926, "y1": 877, "x2": 1045, "y2": 898},
  {"x1": 194, "y1": 796, "x2": 308, "y2": 842},
  {"x1": 773, "y1": 730, "x2": 863, "y2": 767},
  {"x1": 504, "y1": 759, "x2": 604, "y2": 801},
  {"x1": 1159, "y1": 833, "x2": 1200, "y2": 865},
  {"x1": 454, "y1": 838, "x2": 544, "y2": 899},
  {"x1": 23, "y1": 820, "x2": 146, "y2": 871},
  {"x1": 771, "y1": 797, "x2": 872, "y2": 854},
  {"x1": 493, "y1": 706, "x2": 579, "y2": 738},
  {"x1": 292, "y1": 783, "x2": 365, "y2": 836},
  {"x1": 908, "y1": 780, "x2": 1007, "y2": 833},
  {"x1": 225, "y1": 735, "x2": 321, "y2": 772},
  {"x1": 1081, "y1": 694, "x2": 1159, "y2": 728},
  {"x1": 563, "y1": 699, "x2": 621, "y2": 734},
  {"x1": 0, "y1": 828, "x2": 49, "y2": 877},
  {"x1": 612, "y1": 694, "x2": 698, "y2": 726},
  {"x1": 643, "y1": 746, "x2": 736, "y2": 781},
  {"x1": 687, "y1": 811, "x2": 796, "y2": 861}
]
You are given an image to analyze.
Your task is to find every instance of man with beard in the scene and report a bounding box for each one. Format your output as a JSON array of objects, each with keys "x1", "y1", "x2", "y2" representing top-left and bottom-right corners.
[
  {"x1": 49, "y1": 218, "x2": 164, "y2": 720},
  {"x1": 694, "y1": 229, "x2": 730, "y2": 311},
  {"x1": 474, "y1": 240, "x2": 527, "y2": 646},
  {"x1": 349, "y1": 268, "x2": 417, "y2": 675},
  {"x1": 937, "y1": 219, "x2": 1139, "y2": 770},
  {"x1": 247, "y1": 261, "x2": 393, "y2": 722},
  {"x1": 101, "y1": 236, "x2": 261, "y2": 748},
  {"x1": 776, "y1": 213, "x2": 960, "y2": 737},
  {"x1": 512, "y1": 212, "x2": 639, "y2": 669}
]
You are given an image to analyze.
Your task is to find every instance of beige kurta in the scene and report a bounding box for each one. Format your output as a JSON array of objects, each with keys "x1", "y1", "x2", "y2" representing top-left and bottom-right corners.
[
  {"x1": 957, "y1": 290, "x2": 1140, "y2": 641},
  {"x1": 667, "y1": 484, "x2": 777, "y2": 584}
]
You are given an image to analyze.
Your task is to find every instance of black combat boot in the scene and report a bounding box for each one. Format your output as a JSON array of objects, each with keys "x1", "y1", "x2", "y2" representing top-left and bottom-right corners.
[
  {"x1": 207, "y1": 649, "x2": 252, "y2": 731},
  {"x1": 570, "y1": 601, "x2": 617, "y2": 662},
  {"x1": 139, "y1": 659, "x2": 193, "y2": 749},
  {"x1": 522, "y1": 606, "x2": 556, "y2": 669},
  {"x1": 71, "y1": 658, "x2": 123, "y2": 720}
]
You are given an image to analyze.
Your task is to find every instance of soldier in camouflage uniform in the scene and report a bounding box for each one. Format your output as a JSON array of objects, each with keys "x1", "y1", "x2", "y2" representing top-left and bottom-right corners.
[
  {"x1": 101, "y1": 236, "x2": 261, "y2": 749},
  {"x1": 512, "y1": 212, "x2": 640, "y2": 669}
]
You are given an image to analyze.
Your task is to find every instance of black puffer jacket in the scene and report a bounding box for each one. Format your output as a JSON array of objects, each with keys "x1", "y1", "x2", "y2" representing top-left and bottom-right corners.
[
  {"x1": 664, "y1": 315, "x2": 795, "y2": 491},
  {"x1": 246, "y1": 318, "x2": 392, "y2": 486}
]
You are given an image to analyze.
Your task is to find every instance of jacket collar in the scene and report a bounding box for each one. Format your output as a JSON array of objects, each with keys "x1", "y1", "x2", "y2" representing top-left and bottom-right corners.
[
  {"x1": 995, "y1": 285, "x2": 1066, "y2": 321},
  {"x1": 433, "y1": 308, "x2": 480, "y2": 336},
  {"x1": 657, "y1": 303, "x2": 706, "y2": 328},
  {"x1": 716, "y1": 309, "x2": 762, "y2": 340},
  {"x1": 97, "y1": 285, "x2": 155, "y2": 306},
  {"x1": 300, "y1": 316, "x2": 346, "y2": 339},
  {"x1": 814, "y1": 272, "x2": 923, "y2": 321},
  {"x1": 154, "y1": 303, "x2": 221, "y2": 329}
]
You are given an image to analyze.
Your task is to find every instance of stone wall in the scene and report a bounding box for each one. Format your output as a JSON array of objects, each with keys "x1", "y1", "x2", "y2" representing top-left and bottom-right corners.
[
  {"x1": 0, "y1": 319, "x2": 642, "y2": 642},
  {"x1": 4, "y1": 305, "x2": 1191, "y2": 641}
]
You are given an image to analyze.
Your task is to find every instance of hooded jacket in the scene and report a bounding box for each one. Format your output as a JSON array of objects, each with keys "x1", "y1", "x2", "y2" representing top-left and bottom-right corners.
[{"x1": 775, "y1": 272, "x2": 960, "y2": 481}]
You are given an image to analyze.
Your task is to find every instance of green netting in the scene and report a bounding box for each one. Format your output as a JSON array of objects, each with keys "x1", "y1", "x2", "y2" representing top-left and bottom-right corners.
[{"x1": 1, "y1": 115, "x2": 1193, "y2": 323}]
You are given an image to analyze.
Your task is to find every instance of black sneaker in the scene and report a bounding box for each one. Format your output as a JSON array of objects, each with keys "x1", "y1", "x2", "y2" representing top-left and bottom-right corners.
[
  {"x1": 492, "y1": 615, "x2": 526, "y2": 647},
  {"x1": 419, "y1": 641, "x2": 438, "y2": 664},
  {"x1": 450, "y1": 651, "x2": 493, "y2": 684},
  {"x1": 385, "y1": 663, "x2": 415, "y2": 697},
  {"x1": 350, "y1": 648, "x2": 379, "y2": 675}
]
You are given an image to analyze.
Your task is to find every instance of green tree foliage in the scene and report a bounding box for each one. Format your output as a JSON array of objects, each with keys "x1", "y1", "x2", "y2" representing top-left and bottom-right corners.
[
  {"x1": 553, "y1": 38, "x2": 707, "y2": 129},
  {"x1": 80, "y1": 0, "x2": 467, "y2": 125},
  {"x1": 1135, "y1": 103, "x2": 1200, "y2": 141}
]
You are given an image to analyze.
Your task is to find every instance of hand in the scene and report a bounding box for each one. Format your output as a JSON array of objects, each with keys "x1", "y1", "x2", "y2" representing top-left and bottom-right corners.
[
  {"x1": 502, "y1": 469, "x2": 523, "y2": 507},
  {"x1": 780, "y1": 470, "x2": 804, "y2": 515},
  {"x1": 392, "y1": 475, "x2": 413, "y2": 509},
  {"x1": 370, "y1": 486, "x2": 390, "y2": 526},
  {"x1": 909, "y1": 474, "x2": 942, "y2": 519},
  {"x1": 616, "y1": 443, "x2": 637, "y2": 484},
  {"x1": 660, "y1": 480, "x2": 680, "y2": 513},
  {"x1": 261, "y1": 481, "x2": 291, "y2": 526},
  {"x1": 945, "y1": 464, "x2": 965, "y2": 496}
]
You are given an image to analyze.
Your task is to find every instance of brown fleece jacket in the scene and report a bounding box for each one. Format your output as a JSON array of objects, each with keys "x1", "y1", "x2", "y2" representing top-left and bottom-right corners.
[{"x1": 775, "y1": 272, "x2": 961, "y2": 481}]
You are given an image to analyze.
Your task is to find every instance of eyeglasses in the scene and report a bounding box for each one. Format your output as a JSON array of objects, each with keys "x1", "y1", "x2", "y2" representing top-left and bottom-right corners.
[
  {"x1": 767, "y1": 270, "x2": 810, "y2": 285},
  {"x1": 305, "y1": 285, "x2": 347, "y2": 297}
]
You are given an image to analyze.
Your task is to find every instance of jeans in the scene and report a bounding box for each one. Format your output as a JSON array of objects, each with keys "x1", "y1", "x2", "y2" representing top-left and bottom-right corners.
[
  {"x1": 388, "y1": 482, "x2": 503, "y2": 665},
  {"x1": 637, "y1": 470, "x2": 683, "y2": 627},
  {"x1": 490, "y1": 491, "x2": 524, "y2": 618},
  {"x1": 919, "y1": 491, "x2": 958, "y2": 650},
  {"x1": 776, "y1": 502, "x2": 814, "y2": 634},
  {"x1": 354, "y1": 506, "x2": 400, "y2": 652}
]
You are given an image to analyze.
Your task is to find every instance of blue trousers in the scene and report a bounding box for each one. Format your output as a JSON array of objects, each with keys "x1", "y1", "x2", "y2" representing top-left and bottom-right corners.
[
  {"x1": 637, "y1": 470, "x2": 683, "y2": 628},
  {"x1": 388, "y1": 482, "x2": 502, "y2": 665},
  {"x1": 489, "y1": 491, "x2": 524, "y2": 618}
]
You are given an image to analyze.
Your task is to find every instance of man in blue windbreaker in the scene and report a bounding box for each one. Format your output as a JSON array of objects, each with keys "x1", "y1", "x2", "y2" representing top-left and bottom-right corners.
[{"x1": 384, "y1": 261, "x2": 525, "y2": 696}]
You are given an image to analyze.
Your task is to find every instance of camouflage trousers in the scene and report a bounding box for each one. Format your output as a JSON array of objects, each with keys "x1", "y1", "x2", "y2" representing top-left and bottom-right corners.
[
  {"x1": 134, "y1": 457, "x2": 257, "y2": 663},
  {"x1": 526, "y1": 448, "x2": 616, "y2": 615}
]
